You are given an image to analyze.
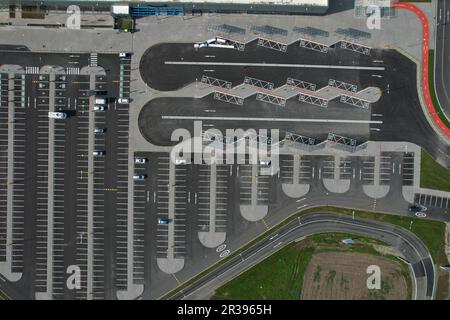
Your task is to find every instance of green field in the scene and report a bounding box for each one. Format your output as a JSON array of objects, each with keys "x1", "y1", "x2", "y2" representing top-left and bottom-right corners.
[
  {"x1": 212, "y1": 233, "x2": 410, "y2": 300},
  {"x1": 213, "y1": 245, "x2": 313, "y2": 300},
  {"x1": 420, "y1": 149, "x2": 450, "y2": 192}
]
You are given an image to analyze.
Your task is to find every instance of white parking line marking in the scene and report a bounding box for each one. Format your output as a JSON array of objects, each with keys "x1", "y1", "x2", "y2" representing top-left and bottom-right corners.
[
  {"x1": 165, "y1": 61, "x2": 385, "y2": 70},
  {"x1": 162, "y1": 115, "x2": 383, "y2": 124}
]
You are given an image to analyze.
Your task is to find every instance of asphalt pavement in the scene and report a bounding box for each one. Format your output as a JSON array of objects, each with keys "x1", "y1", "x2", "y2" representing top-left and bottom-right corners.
[
  {"x1": 139, "y1": 43, "x2": 450, "y2": 168},
  {"x1": 435, "y1": 0, "x2": 450, "y2": 122}
]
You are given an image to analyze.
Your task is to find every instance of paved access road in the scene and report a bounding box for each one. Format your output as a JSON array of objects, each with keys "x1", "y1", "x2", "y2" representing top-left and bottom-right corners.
[
  {"x1": 435, "y1": 0, "x2": 450, "y2": 122},
  {"x1": 170, "y1": 212, "x2": 435, "y2": 301},
  {"x1": 394, "y1": 1, "x2": 450, "y2": 139}
]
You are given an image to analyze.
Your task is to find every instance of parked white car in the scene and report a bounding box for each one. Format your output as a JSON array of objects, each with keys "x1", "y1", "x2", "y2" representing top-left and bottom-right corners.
[
  {"x1": 48, "y1": 112, "x2": 67, "y2": 119},
  {"x1": 94, "y1": 105, "x2": 106, "y2": 111},
  {"x1": 135, "y1": 157, "x2": 147, "y2": 164},
  {"x1": 93, "y1": 150, "x2": 105, "y2": 156},
  {"x1": 133, "y1": 174, "x2": 147, "y2": 181}
]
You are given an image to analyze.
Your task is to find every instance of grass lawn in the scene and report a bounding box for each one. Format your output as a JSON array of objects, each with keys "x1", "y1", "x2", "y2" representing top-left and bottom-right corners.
[
  {"x1": 420, "y1": 149, "x2": 450, "y2": 192},
  {"x1": 213, "y1": 245, "x2": 314, "y2": 300},
  {"x1": 212, "y1": 233, "x2": 411, "y2": 300}
]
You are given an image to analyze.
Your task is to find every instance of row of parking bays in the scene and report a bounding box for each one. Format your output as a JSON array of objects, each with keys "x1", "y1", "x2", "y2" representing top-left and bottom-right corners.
[
  {"x1": 74, "y1": 78, "x2": 90, "y2": 300},
  {"x1": 414, "y1": 193, "x2": 450, "y2": 210},
  {"x1": 33, "y1": 73, "x2": 52, "y2": 294},
  {"x1": 91, "y1": 75, "x2": 107, "y2": 298},
  {"x1": 280, "y1": 153, "x2": 403, "y2": 186},
  {"x1": 137, "y1": 151, "x2": 413, "y2": 258},
  {"x1": 125, "y1": 147, "x2": 450, "y2": 276},
  {"x1": 0, "y1": 73, "x2": 25, "y2": 274},
  {"x1": 154, "y1": 155, "x2": 187, "y2": 259},
  {"x1": 198, "y1": 165, "x2": 228, "y2": 233},
  {"x1": 402, "y1": 152, "x2": 415, "y2": 186},
  {"x1": 239, "y1": 164, "x2": 270, "y2": 206},
  {"x1": 115, "y1": 98, "x2": 134, "y2": 291}
]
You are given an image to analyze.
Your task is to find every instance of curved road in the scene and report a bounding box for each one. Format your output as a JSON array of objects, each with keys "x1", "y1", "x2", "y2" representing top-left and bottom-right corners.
[
  {"x1": 167, "y1": 213, "x2": 435, "y2": 300},
  {"x1": 393, "y1": 2, "x2": 450, "y2": 139},
  {"x1": 435, "y1": 0, "x2": 450, "y2": 122}
]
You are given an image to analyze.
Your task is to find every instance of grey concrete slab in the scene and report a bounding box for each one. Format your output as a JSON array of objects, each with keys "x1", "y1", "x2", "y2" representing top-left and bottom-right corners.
[
  {"x1": 281, "y1": 154, "x2": 310, "y2": 198},
  {"x1": 240, "y1": 164, "x2": 268, "y2": 222},
  {"x1": 363, "y1": 154, "x2": 390, "y2": 198}
]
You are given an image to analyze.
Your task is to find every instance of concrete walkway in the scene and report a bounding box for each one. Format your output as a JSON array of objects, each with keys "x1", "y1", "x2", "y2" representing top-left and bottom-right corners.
[
  {"x1": 116, "y1": 150, "x2": 144, "y2": 300},
  {"x1": 240, "y1": 164, "x2": 268, "y2": 222}
]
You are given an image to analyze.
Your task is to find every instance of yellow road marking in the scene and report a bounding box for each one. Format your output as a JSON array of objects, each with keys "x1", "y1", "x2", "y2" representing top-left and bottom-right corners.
[
  {"x1": 262, "y1": 218, "x2": 269, "y2": 230},
  {"x1": 0, "y1": 288, "x2": 12, "y2": 300},
  {"x1": 172, "y1": 273, "x2": 182, "y2": 286},
  {"x1": 372, "y1": 199, "x2": 377, "y2": 211}
]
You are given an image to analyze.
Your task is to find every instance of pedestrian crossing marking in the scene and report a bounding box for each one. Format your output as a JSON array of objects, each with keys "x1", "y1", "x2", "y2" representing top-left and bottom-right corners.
[
  {"x1": 90, "y1": 53, "x2": 98, "y2": 67},
  {"x1": 262, "y1": 218, "x2": 269, "y2": 230},
  {"x1": 65, "y1": 67, "x2": 80, "y2": 75},
  {"x1": 25, "y1": 66, "x2": 39, "y2": 74}
]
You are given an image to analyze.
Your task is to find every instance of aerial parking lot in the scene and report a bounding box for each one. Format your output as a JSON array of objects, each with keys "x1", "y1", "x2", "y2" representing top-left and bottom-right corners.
[
  {"x1": 134, "y1": 14, "x2": 450, "y2": 299},
  {"x1": 0, "y1": 0, "x2": 449, "y2": 302},
  {"x1": 0, "y1": 49, "x2": 133, "y2": 299}
]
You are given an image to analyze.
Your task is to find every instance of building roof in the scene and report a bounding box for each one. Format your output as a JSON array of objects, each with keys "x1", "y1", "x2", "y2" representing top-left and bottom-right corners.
[{"x1": 41, "y1": 0, "x2": 328, "y2": 5}]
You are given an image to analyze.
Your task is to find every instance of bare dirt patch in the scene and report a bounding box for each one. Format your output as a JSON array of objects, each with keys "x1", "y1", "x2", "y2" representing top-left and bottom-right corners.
[{"x1": 300, "y1": 252, "x2": 409, "y2": 300}]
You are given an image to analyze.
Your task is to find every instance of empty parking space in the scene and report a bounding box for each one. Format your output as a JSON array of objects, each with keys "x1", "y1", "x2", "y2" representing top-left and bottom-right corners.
[
  {"x1": 339, "y1": 157, "x2": 352, "y2": 180},
  {"x1": 239, "y1": 164, "x2": 270, "y2": 206},
  {"x1": 197, "y1": 164, "x2": 229, "y2": 234},
  {"x1": 34, "y1": 73, "x2": 50, "y2": 295},
  {"x1": 280, "y1": 156, "x2": 294, "y2": 184},
  {"x1": 402, "y1": 152, "x2": 415, "y2": 186},
  {"x1": 361, "y1": 156, "x2": 375, "y2": 184},
  {"x1": 114, "y1": 103, "x2": 131, "y2": 291},
  {"x1": 415, "y1": 193, "x2": 450, "y2": 210},
  {"x1": 320, "y1": 156, "x2": 335, "y2": 180},
  {"x1": 379, "y1": 152, "x2": 393, "y2": 185},
  {"x1": 132, "y1": 159, "x2": 146, "y2": 285},
  {"x1": 280, "y1": 154, "x2": 312, "y2": 184}
]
